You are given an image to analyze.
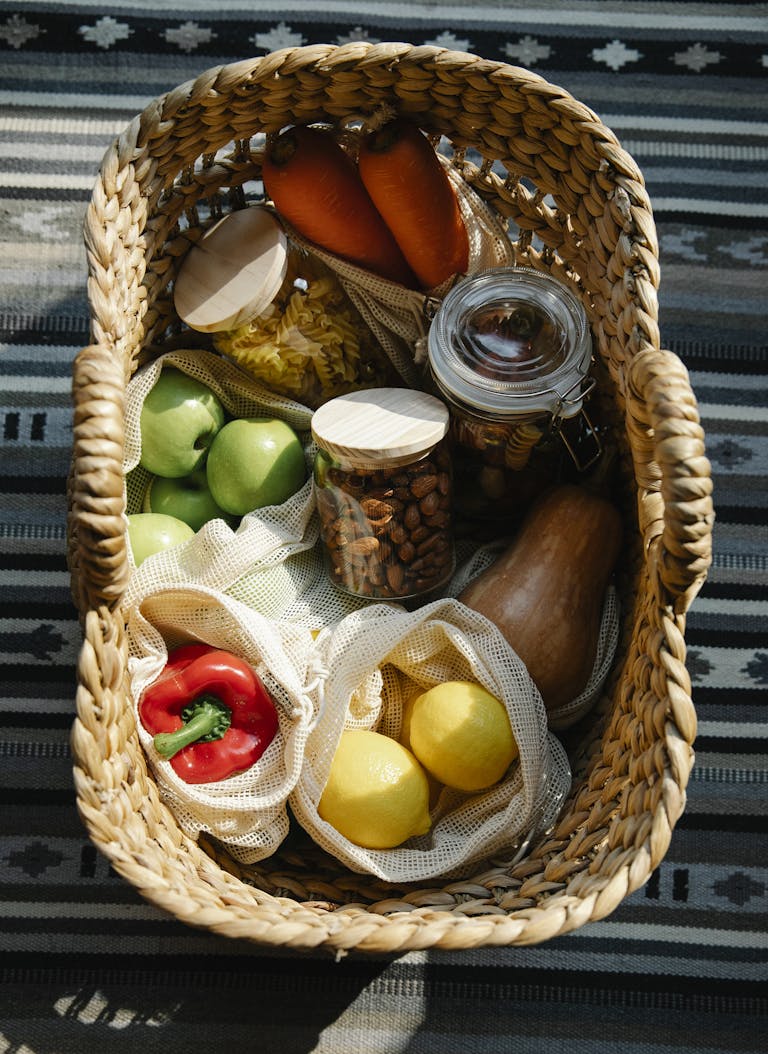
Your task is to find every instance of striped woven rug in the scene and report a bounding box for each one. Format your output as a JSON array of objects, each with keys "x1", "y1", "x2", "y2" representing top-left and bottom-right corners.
[{"x1": 1, "y1": 2, "x2": 766, "y2": 1051}]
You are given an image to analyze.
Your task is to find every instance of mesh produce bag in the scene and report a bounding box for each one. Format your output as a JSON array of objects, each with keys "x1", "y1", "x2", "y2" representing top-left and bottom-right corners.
[
  {"x1": 125, "y1": 585, "x2": 318, "y2": 864},
  {"x1": 290, "y1": 597, "x2": 572, "y2": 883},
  {"x1": 123, "y1": 345, "x2": 379, "y2": 628},
  {"x1": 122, "y1": 347, "x2": 323, "y2": 616},
  {"x1": 283, "y1": 158, "x2": 514, "y2": 388}
]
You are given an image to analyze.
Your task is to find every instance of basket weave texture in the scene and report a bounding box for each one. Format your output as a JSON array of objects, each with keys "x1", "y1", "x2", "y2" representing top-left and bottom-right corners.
[{"x1": 68, "y1": 43, "x2": 714, "y2": 953}]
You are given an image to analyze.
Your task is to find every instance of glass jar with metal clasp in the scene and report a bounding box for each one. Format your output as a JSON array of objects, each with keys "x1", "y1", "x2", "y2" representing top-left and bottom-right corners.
[{"x1": 426, "y1": 266, "x2": 602, "y2": 532}]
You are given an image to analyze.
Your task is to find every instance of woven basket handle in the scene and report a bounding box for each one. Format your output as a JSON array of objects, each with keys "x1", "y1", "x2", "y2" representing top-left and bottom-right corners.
[
  {"x1": 68, "y1": 343, "x2": 131, "y2": 614},
  {"x1": 626, "y1": 348, "x2": 714, "y2": 614}
]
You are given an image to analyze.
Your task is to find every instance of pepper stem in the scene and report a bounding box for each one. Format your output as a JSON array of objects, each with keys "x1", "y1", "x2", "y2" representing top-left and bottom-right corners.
[{"x1": 153, "y1": 696, "x2": 232, "y2": 759}]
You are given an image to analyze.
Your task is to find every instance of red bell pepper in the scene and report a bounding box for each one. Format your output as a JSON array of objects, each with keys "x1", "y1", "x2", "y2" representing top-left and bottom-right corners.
[{"x1": 138, "y1": 644, "x2": 279, "y2": 784}]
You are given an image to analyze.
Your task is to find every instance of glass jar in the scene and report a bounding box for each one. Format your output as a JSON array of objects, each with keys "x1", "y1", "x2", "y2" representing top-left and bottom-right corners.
[
  {"x1": 427, "y1": 266, "x2": 601, "y2": 529},
  {"x1": 173, "y1": 205, "x2": 395, "y2": 409},
  {"x1": 311, "y1": 388, "x2": 454, "y2": 601}
]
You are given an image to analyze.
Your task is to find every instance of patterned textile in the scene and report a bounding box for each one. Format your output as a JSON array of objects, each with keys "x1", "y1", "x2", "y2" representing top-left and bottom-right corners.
[{"x1": 0, "y1": 1, "x2": 766, "y2": 1051}]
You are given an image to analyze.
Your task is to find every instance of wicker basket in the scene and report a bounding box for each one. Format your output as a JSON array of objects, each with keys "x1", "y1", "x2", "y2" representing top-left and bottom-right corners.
[{"x1": 68, "y1": 43, "x2": 714, "y2": 953}]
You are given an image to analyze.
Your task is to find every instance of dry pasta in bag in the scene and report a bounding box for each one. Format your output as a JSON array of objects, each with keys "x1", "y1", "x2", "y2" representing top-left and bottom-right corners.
[
  {"x1": 126, "y1": 585, "x2": 318, "y2": 865},
  {"x1": 122, "y1": 347, "x2": 319, "y2": 611},
  {"x1": 290, "y1": 597, "x2": 571, "y2": 883}
]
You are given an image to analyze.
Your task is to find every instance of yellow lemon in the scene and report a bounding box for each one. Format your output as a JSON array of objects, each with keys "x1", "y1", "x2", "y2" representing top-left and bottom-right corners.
[
  {"x1": 401, "y1": 691, "x2": 444, "y2": 808},
  {"x1": 400, "y1": 691, "x2": 419, "y2": 753},
  {"x1": 318, "y1": 729, "x2": 431, "y2": 850},
  {"x1": 408, "y1": 681, "x2": 518, "y2": 793}
]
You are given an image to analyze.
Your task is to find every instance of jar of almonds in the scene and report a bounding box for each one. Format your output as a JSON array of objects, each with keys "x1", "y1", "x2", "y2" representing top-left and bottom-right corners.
[{"x1": 311, "y1": 388, "x2": 454, "y2": 601}]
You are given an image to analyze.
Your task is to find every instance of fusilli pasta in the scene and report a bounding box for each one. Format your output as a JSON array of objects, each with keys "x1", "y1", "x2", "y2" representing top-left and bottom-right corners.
[{"x1": 215, "y1": 252, "x2": 393, "y2": 408}]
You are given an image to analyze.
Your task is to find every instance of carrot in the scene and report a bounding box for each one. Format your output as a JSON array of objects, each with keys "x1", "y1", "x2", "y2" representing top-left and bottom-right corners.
[
  {"x1": 357, "y1": 118, "x2": 469, "y2": 291},
  {"x1": 261, "y1": 125, "x2": 416, "y2": 287}
]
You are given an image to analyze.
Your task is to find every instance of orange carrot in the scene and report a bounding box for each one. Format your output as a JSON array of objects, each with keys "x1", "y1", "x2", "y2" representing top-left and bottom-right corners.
[
  {"x1": 262, "y1": 125, "x2": 416, "y2": 287},
  {"x1": 357, "y1": 118, "x2": 469, "y2": 291}
]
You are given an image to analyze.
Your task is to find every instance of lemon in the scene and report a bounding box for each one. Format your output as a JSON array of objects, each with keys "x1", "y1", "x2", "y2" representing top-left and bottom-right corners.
[
  {"x1": 401, "y1": 692, "x2": 444, "y2": 807},
  {"x1": 408, "y1": 681, "x2": 518, "y2": 793},
  {"x1": 318, "y1": 729, "x2": 431, "y2": 850}
]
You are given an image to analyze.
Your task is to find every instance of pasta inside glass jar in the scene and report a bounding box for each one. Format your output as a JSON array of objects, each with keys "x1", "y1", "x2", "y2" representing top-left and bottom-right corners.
[{"x1": 173, "y1": 205, "x2": 396, "y2": 408}]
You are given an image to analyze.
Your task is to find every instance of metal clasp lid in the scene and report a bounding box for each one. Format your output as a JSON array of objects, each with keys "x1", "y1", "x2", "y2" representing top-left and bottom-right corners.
[{"x1": 549, "y1": 375, "x2": 602, "y2": 472}]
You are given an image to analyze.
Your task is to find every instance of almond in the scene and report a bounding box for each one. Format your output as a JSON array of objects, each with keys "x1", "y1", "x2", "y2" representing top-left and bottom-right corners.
[
  {"x1": 409, "y1": 473, "x2": 438, "y2": 499},
  {"x1": 346, "y1": 535, "x2": 380, "y2": 557}
]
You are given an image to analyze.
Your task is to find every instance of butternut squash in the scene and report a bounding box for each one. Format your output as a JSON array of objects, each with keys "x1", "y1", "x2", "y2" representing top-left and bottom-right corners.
[{"x1": 458, "y1": 484, "x2": 622, "y2": 713}]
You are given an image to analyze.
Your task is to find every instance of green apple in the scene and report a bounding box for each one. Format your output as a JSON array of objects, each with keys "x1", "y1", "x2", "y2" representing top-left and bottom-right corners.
[
  {"x1": 143, "y1": 469, "x2": 237, "y2": 532},
  {"x1": 206, "y1": 417, "x2": 306, "y2": 516},
  {"x1": 127, "y1": 512, "x2": 195, "y2": 566},
  {"x1": 139, "y1": 367, "x2": 226, "y2": 478}
]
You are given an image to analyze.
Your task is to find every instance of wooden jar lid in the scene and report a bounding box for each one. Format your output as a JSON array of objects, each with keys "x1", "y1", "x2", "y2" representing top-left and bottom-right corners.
[
  {"x1": 173, "y1": 206, "x2": 288, "y2": 332},
  {"x1": 311, "y1": 388, "x2": 449, "y2": 469}
]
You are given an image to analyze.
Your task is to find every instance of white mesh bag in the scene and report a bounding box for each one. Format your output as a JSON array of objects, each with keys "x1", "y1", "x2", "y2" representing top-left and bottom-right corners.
[
  {"x1": 283, "y1": 156, "x2": 515, "y2": 388},
  {"x1": 126, "y1": 584, "x2": 318, "y2": 865},
  {"x1": 290, "y1": 597, "x2": 571, "y2": 883},
  {"x1": 122, "y1": 346, "x2": 321, "y2": 616}
]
